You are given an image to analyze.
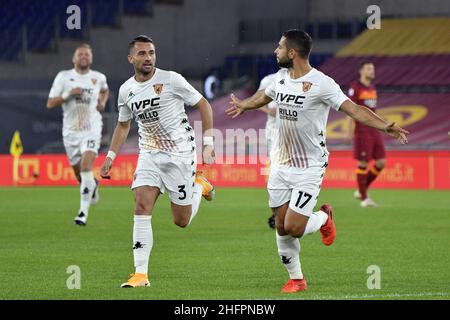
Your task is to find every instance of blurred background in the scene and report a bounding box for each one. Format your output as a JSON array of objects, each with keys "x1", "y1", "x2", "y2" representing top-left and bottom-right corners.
[{"x1": 0, "y1": 0, "x2": 449, "y2": 188}]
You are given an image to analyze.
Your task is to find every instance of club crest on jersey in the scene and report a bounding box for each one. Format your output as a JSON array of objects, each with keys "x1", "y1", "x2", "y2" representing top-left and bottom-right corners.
[
  {"x1": 91, "y1": 78, "x2": 97, "y2": 85},
  {"x1": 302, "y1": 81, "x2": 312, "y2": 92},
  {"x1": 153, "y1": 84, "x2": 164, "y2": 95}
]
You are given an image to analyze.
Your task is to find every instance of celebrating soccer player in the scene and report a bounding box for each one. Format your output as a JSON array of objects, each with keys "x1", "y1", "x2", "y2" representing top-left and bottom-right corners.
[
  {"x1": 47, "y1": 43, "x2": 109, "y2": 226},
  {"x1": 347, "y1": 61, "x2": 385, "y2": 207},
  {"x1": 226, "y1": 30, "x2": 408, "y2": 293},
  {"x1": 100, "y1": 35, "x2": 215, "y2": 288}
]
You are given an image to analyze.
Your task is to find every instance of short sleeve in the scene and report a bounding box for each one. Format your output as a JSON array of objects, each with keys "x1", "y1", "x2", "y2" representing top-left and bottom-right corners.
[
  {"x1": 171, "y1": 72, "x2": 203, "y2": 106},
  {"x1": 117, "y1": 86, "x2": 132, "y2": 122},
  {"x1": 264, "y1": 80, "x2": 276, "y2": 100},
  {"x1": 320, "y1": 77, "x2": 349, "y2": 111},
  {"x1": 258, "y1": 75, "x2": 272, "y2": 91},
  {"x1": 48, "y1": 72, "x2": 65, "y2": 98},
  {"x1": 100, "y1": 74, "x2": 109, "y2": 91}
]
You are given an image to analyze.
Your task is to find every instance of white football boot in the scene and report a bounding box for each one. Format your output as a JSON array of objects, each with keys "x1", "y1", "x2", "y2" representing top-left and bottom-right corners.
[
  {"x1": 360, "y1": 197, "x2": 378, "y2": 208},
  {"x1": 74, "y1": 211, "x2": 88, "y2": 226}
]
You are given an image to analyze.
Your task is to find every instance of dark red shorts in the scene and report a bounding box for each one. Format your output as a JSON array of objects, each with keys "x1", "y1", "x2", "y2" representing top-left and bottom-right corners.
[{"x1": 353, "y1": 131, "x2": 386, "y2": 162}]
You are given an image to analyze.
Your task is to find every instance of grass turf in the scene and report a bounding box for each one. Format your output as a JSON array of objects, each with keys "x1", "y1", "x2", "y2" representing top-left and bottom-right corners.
[{"x1": 0, "y1": 187, "x2": 449, "y2": 300}]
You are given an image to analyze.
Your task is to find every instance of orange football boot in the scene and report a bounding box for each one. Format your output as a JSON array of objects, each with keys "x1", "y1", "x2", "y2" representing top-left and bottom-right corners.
[
  {"x1": 281, "y1": 279, "x2": 307, "y2": 293},
  {"x1": 195, "y1": 171, "x2": 215, "y2": 201},
  {"x1": 319, "y1": 203, "x2": 336, "y2": 246},
  {"x1": 120, "y1": 273, "x2": 150, "y2": 288}
]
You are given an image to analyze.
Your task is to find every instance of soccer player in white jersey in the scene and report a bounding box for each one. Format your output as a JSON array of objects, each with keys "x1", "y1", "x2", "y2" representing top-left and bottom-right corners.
[
  {"x1": 257, "y1": 73, "x2": 279, "y2": 229},
  {"x1": 226, "y1": 30, "x2": 409, "y2": 293},
  {"x1": 99, "y1": 35, "x2": 215, "y2": 288},
  {"x1": 47, "y1": 43, "x2": 109, "y2": 226}
]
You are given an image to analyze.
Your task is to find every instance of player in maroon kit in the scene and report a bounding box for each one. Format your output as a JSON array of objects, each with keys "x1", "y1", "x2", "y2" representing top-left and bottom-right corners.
[{"x1": 348, "y1": 61, "x2": 385, "y2": 207}]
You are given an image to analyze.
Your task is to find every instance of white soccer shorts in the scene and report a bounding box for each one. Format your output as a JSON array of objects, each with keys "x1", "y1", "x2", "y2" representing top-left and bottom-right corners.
[
  {"x1": 267, "y1": 164, "x2": 325, "y2": 217},
  {"x1": 63, "y1": 130, "x2": 102, "y2": 166},
  {"x1": 131, "y1": 151, "x2": 197, "y2": 206}
]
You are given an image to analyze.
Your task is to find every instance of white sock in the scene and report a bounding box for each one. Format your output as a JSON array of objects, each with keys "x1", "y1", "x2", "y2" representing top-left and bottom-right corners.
[
  {"x1": 276, "y1": 231, "x2": 303, "y2": 279},
  {"x1": 188, "y1": 183, "x2": 203, "y2": 225},
  {"x1": 303, "y1": 210, "x2": 328, "y2": 236},
  {"x1": 79, "y1": 171, "x2": 95, "y2": 215},
  {"x1": 133, "y1": 215, "x2": 153, "y2": 275}
]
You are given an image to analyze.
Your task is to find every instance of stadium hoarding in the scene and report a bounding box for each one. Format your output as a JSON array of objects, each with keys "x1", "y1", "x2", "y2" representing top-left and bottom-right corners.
[{"x1": 0, "y1": 151, "x2": 449, "y2": 189}]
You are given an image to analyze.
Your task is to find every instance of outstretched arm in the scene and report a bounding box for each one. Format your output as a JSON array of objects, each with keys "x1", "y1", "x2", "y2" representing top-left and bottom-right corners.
[
  {"x1": 258, "y1": 105, "x2": 277, "y2": 117},
  {"x1": 100, "y1": 120, "x2": 131, "y2": 179},
  {"x1": 339, "y1": 99, "x2": 409, "y2": 144},
  {"x1": 225, "y1": 90, "x2": 273, "y2": 118}
]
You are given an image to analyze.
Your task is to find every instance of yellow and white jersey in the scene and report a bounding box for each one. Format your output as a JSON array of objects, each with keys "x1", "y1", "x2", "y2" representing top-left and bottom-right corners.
[
  {"x1": 49, "y1": 69, "x2": 108, "y2": 134},
  {"x1": 265, "y1": 68, "x2": 348, "y2": 168},
  {"x1": 117, "y1": 68, "x2": 203, "y2": 158}
]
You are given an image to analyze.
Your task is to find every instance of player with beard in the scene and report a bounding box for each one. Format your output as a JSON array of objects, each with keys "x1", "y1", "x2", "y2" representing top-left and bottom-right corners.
[
  {"x1": 47, "y1": 43, "x2": 109, "y2": 226},
  {"x1": 348, "y1": 61, "x2": 386, "y2": 207},
  {"x1": 226, "y1": 30, "x2": 409, "y2": 293},
  {"x1": 100, "y1": 35, "x2": 215, "y2": 288}
]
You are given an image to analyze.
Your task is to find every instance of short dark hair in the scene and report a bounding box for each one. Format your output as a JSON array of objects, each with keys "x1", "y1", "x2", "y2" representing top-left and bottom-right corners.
[
  {"x1": 129, "y1": 35, "x2": 154, "y2": 52},
  {"x1": 282, "y1": 29, "x2": 312, "y2": 59},
  {"x1": 359, "y1": 60, "x2": 374, "y2": 70}
]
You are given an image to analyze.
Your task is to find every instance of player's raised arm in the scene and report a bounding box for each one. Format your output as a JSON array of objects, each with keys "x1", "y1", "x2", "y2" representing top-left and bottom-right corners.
[
  {"x1": 96, "y1": 74, "x2": 110, "y2": 112},
  {"x1": 100, "y1": 120, "x2": 131, "y2": 179},
  {"x1": 97, "y1": 88, "x2": 109, "y2": 112},
  {"x1": 47, "y1": 87, "x2": 83, "y2": 109},
  {"x1": 225, "y1": 90, "x2": 273, "y2": 118},
  {"x1": 194, "y1": 97, "x2": 215, "y2": 165},
  {"x1": 339, "y1": 99, "x2": 409, "y2": 144}
]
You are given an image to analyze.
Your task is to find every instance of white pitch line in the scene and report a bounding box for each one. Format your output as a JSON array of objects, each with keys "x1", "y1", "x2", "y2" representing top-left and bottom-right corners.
[
  {"x1": 328, "y1": 292, "x2": 450, "y2": 300},
  {"x1": 255, "y1": 292, "x2": 450, "y2": 300}
]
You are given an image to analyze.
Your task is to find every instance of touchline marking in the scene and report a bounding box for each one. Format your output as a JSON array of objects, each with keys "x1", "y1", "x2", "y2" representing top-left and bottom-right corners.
[
  {"x1": 255, "y1": 292, "x2": 450, "y2": 300},
  {"x1": 326, "y1": 292, "x2": 450, "y2": 299}
]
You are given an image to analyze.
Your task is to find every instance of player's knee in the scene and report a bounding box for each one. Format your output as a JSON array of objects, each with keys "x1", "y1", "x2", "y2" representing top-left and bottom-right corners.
[
  {"x1": 375, "y1": 159, "x2": 386, "y2": 168},
  {"x1": 285, "y1": 224, "x2": 305, "y2": 238},
  {"x1": 173, "y1": 216, "x2": 189, "y2": 228},
  {"x1": 276, "y1": 224, "x2": 285, "y2": 235},
  {"x1": 134, "y1": 198, "x2": 152, "y2": 214},
  {"x1": 358, "y1": 161, "x2": 368, "y2": 169}
]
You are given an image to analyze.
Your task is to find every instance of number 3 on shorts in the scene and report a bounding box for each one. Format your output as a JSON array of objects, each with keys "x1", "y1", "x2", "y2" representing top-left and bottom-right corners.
[
  {"x1": 294, "y1": 191, "x2": 312, "y2": 209},
  {"x1": 178, "y1": 185, "x2": 186, "y2": 200}
]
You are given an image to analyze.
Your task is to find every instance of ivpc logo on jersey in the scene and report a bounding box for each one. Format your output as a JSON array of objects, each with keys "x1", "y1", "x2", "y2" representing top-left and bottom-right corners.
[{"x1": 275, "y1": 93, "x2": 305, "y2": 106}]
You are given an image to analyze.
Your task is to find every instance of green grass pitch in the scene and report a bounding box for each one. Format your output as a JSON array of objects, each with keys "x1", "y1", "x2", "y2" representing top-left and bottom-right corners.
[{"x1": 0, "y1": 187, "x2": 449, "y2": 300}]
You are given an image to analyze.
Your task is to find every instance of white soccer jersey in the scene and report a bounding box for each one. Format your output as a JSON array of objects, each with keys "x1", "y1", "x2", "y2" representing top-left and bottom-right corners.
[
  {"x1": 117, "y1": 68, "x2": 203, "y2": 158},
  {"x1": 258, "y1": 73, "x2": 279, "y2": 135},
  {"x1": 49, "y1": 69, "x2": 108, "y2": 134},
  {"x1": 265, "y1": 68, "x2": 348, "y2": 168}
]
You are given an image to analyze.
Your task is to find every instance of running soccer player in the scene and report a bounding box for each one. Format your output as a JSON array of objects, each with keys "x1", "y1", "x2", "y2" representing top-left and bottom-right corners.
[
  {"x1": 99, "y1": 35, "x2": 215, "y2": 288},
  {"x1": 47, "y1": 43, "x2": 109, "y2": 226},
  {"x1": 348, "y1": 61, "x2": 385, "y2": 207},
  {"x1": 226, "y1": 30, "x2": 408, "y2": 293},
  {"x1": 257, "y1": 73, "x2": 278, "y2": 229}
]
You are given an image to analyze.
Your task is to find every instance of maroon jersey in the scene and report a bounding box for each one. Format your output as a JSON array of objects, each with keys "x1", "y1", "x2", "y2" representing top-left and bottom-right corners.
[
  {"x1": 348, "y1": 81, "x2": 385, "y2": 161},
  {"x1": 348, "y1": 81, "x2": 378, "y2": 134}
]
